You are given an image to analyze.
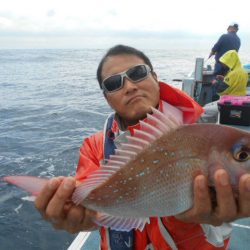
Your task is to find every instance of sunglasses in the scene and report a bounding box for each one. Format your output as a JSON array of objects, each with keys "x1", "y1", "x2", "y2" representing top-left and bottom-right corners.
[{"x1": 101, "y1": 64, "x2": 151, "y2": 93}]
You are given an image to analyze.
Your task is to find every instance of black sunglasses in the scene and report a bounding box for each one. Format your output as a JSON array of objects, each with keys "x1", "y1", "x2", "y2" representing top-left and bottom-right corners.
[{"x1": 101, "y1": 64, "x2": 151, "y2": 93}]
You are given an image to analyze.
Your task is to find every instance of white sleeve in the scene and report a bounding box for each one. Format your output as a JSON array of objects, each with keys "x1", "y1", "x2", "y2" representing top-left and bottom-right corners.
[{"x1": 201, "y1": 223, "x2": 232, "y2": 247}]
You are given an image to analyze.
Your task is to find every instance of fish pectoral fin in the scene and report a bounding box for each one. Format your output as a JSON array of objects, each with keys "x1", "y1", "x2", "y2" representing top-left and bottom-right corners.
[{"x1": 94, "y1": 212, "x2": 149, "y2": 232}]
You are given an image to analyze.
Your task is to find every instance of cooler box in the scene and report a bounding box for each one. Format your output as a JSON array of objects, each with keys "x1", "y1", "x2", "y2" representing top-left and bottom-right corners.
[{"x1": 217, "y1": 95, "x2": 250, "y2": 126}]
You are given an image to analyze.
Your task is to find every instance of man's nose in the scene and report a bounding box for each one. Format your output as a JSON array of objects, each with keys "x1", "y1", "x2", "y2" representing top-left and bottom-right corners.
[{"x1": 123, "y1": 77, "x2": 138, "y2": 92}]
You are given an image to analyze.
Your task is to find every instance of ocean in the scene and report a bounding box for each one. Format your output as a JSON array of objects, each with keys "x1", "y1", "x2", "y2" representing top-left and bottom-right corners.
[{"x1": 0, "y1": 48, "x2": 250, "y2": 250}]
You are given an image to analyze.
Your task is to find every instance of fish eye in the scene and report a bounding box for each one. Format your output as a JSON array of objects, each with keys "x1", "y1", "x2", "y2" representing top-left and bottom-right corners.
[{"x1": 232, "y1": 144, "x2": 250, "y2": 162}]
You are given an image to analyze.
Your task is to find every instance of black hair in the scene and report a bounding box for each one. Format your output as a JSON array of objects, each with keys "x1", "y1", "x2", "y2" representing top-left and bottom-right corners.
[
  {"x1": 228, "y1": 23, "x2": 239, "y2": 31},
  {"x1": 96, "y1": 44, "x2": 154, "y2": 89},
  {"x1": 233, "y1": 24, "x2": 239, "y2": 30}
]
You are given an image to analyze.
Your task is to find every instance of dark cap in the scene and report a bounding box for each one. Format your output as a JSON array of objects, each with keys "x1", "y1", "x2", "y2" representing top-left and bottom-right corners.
[{"x1": 228, "y1": 22, "x2": 239, "y2": 30}]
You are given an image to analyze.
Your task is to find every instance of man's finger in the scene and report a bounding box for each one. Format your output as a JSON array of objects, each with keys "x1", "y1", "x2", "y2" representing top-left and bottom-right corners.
[
  {"x1": 238, "y1": 174, "x2": 250, "y2": 216},
  {"x1": 45, "y1": 177, "x2": 76, "y2": 220},
  {"x1": 35, "y1": 177, "x2": 63, "y2": 216},
  {"x1": 176, "y1": 175, "x2": 212, "y2": 223},
  {"x1": 214, "y1": 169, "x2": 237, "y2": 221},
  {"x1": 192, "y1": 175, "x2": 212, "y2": 219}
]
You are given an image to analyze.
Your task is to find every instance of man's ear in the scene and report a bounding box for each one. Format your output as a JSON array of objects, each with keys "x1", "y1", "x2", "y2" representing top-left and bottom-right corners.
[
  {"x1": 152, "y1": 71, "x2": 159, "y2": 83},
  {"x1": 103, "y1": 91, "x2": 109, "y2": 103},
  {"x1": 103, "y1": 92, "x2": 112, "y2": 107}
]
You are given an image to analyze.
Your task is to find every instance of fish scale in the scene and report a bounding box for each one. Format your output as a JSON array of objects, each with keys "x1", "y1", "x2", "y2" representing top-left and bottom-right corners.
[{"x1": 3, "y1": 106, "x2": 250, "y2": 232}]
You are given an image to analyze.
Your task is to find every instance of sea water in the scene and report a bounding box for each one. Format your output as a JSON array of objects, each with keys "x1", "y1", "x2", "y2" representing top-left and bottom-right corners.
[{"x1": 0, "y1": 48, "x2": 250, "y2": 250}]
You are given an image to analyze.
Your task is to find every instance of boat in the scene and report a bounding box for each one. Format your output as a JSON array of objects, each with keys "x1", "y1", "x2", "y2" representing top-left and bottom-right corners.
[
  {"x1": 68, "y1": 58, "x2": 250, "y2": 250},
  {"x1": 181, "y1": 58, "x2": 250, "y2": 250},
  {"x1": 68, "y1": 231, "x2": 99, "y2": 250}
]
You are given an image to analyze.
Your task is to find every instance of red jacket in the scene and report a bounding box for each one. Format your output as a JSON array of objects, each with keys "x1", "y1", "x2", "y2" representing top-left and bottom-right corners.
[{"x1": 76, "y1": 82, "x2": 230, "y2": 250}]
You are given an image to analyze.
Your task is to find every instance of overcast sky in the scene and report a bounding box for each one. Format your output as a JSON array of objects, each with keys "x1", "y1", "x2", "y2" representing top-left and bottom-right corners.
[{"x1": 0, "y1": 0, "x2": 250, "y2": 49}]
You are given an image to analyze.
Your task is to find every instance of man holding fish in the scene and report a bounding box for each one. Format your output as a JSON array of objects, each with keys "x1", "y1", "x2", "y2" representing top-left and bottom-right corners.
[{"x1": 31, "y1": 45, "x2": 250, "y2": 249}]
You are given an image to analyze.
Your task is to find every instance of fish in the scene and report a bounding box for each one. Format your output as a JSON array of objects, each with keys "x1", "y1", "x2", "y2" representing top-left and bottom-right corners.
[{"x1": 2, "y1": 107, "x2": 250, "y2": 232}]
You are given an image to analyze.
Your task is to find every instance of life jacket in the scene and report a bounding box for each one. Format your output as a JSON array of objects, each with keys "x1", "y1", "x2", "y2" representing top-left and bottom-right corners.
[
  {"x1": 101, "y1": 112, "x2": 135, "y2": 250},
  {"x1": 76, "y1": 82, "x2": 231, "y2": 249},
  {"x1": 100, "y1": 108, "x2": 183, "y2": 250},
  {"x1": 99, "y1": 109, "x2": 231, "y2": 250}
]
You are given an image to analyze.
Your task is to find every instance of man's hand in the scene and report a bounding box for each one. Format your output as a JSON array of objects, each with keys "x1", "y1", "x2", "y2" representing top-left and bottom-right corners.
[
  {"x1": 176, "y1": 169, "x2": 250, "y2": 226},
  {"x1": 208, "y1": 51, "x2": 215, "y2": 59},
  {"x1": 212, "y1": 75, "x2": 224, "y2": 85},
  {"x1": 35, "y1": 176, "x2": 98, "y2": 234},
  {"x1": 216, "y1": 75, "x2": 224, "y2": 81},
  {"x1": 211, "y1": 79, "x2": 217, "y2": 85}
]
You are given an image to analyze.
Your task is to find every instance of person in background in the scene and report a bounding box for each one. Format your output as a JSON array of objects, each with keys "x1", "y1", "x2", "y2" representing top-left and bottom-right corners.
[
  {"x1": 212, "y1": 50, "x2": 248, "y2": 99},
  {"x1": 209, "y1": 23, "x2": 241, "y2": 75},
  {"x1": 34, "y1": 45, "x2": 250, "y2": 250}
]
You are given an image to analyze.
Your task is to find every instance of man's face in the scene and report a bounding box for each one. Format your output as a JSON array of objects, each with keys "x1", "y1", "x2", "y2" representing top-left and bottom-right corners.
[{"x1": 101, "y1": 54, "x2": 160, "y2": 127}]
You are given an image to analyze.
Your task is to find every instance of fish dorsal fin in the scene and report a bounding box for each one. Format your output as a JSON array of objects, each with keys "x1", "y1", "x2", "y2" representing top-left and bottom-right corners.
[
  {"x1": 125, "y1": 106, "x2": 182, "y2": 146},
  {"x1": 72, "y1": 106, "x2": 183, "y2": 205},
  {"x1": 162, "y1": 101, "x2": 184, "y2": 124},
  {"x1": 94, "y1": 213, "x2": 150, "y2": 232}
]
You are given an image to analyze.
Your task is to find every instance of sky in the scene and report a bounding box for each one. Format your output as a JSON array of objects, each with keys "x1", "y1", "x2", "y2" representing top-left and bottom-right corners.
[{"x1": 0, "y1": 0, "x2": 250, "y2": 49}]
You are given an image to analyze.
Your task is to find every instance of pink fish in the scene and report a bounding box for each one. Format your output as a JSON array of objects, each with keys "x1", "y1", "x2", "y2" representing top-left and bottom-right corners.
[{"x1": 3, "y1": 107, "x2": 250, "y2": 231}]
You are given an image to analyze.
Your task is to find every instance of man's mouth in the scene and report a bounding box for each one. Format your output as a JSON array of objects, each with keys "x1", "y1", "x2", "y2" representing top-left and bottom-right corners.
[{"x1": 127, "y1": 95, "x2": 144, "y2": 104}]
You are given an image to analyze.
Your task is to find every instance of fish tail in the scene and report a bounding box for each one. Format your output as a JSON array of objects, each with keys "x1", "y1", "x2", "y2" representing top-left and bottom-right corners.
[{"x1": 2, "y1": 176, "x2": 49, "y2": 196}]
